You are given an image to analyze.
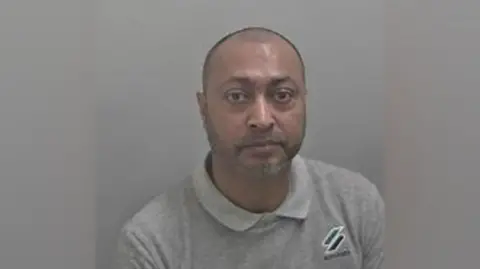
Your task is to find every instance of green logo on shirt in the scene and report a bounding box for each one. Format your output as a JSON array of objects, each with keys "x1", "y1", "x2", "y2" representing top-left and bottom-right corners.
[{"x1": 322, "y1": 225, "x2": 350, "y2": 260}]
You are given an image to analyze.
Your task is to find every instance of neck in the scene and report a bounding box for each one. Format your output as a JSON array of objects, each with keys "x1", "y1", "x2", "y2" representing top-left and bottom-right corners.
[{"x1": 208, "y1": 153, "x2": 291, "y2": 213}]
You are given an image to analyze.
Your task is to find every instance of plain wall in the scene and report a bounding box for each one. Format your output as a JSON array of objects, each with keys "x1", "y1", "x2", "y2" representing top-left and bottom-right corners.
[
  {"x1": 385, "y1": 0, "x2": 480, "y2": 268},
  {"x1": 96, "y1": 1, "x2": 384, "y2": 268},
  {"x1": 0, "y1": 0, "x2": 96, "y2": 269},
  {"x1": 3, "y1": 1, "x2": 479, "y2": 268}
]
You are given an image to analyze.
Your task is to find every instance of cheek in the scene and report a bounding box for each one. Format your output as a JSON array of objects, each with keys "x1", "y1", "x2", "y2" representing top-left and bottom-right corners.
[
  {"x1": 278, "y1": 110, "x2": 305, "y2": 139},
  {"x1": 210, "y1": 112, "x2": 246, "y2": 141}
]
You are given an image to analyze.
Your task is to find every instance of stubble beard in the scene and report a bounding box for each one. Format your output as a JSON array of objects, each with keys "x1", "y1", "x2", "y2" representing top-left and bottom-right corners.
[{"x1": 203, "y1": 114, "x2": 306, "y2": 179}]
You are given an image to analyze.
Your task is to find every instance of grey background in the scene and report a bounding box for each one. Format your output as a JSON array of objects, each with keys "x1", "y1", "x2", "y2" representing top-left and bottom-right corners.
[
  {"x1": 96, "y1": 1, "x2": 384, "y2": 268},
  {"x1": 384, "y1": 0, "x2": 480, "y2": 268},
  {"x1": 0, "y1": 0, "x2": 478, "y2": 269},
  {"x1": 0, "y1": 0, "x2": 95, "y2": 268}
]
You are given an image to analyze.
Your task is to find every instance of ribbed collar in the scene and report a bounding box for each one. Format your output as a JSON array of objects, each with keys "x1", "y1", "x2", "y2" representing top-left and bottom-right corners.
[{"x1": 192, "y1": 153, "x2": 313, "y2": 232}]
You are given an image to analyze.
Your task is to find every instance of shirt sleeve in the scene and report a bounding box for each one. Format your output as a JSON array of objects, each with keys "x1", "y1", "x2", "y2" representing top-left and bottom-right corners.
[
  {"x1": 114, "y1": 225, "x2": 166, "y2": 269},
  {"x1": 361, "y1": 185, "x2": 385, "y2": 269}
]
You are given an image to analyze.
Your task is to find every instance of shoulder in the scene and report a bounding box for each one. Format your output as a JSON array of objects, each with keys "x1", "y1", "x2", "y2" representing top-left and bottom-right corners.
[
  {"x1": 125, "y1": 181, "x2": 186, "y2": 230},
  {"x1": 302, "y1": 157, "x2": 384, "y2": 213},
  {"x1": 118, "y1": 178, "x2": 193, "y2": 258},
  {"x1": 115, "y1": 178, "x2": 194, "y2": 268}
]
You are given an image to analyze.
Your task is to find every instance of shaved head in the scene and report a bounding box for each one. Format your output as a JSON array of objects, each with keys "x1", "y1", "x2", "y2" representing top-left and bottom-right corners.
[
  {"x1": 202, "y1": 27, "x2": 305, "y2": 91},
  {"x1": 196, "y1": 26, "x2": 307, "y2": 180}
]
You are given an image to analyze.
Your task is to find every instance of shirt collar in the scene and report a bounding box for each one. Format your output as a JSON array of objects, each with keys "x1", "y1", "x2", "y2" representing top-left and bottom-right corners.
[{"x1": 192, "y1": 153, "x2": 313, "y2": 232}]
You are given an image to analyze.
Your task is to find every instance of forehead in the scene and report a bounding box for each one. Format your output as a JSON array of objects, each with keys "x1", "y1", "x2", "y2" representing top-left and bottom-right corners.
[{"x1": 208, "y1": 37, "x2": 304, "y2": 86}]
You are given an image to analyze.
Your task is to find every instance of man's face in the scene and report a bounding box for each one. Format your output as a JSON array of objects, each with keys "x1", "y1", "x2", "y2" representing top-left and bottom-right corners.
[{"x1": 198, "y1": 38, "x2": 307, "y2": 177}]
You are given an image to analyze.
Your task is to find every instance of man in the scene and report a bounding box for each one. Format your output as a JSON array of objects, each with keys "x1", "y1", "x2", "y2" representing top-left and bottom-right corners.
[{"x1": 115, "y1": 26, "x2": 384, "y2": 269}]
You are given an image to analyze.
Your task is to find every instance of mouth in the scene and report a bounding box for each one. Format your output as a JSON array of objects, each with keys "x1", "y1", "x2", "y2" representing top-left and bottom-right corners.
[
  {"x1": 240, "y1": 142, "x2": 283, "y2": 156},
  {"x1": 242, "y1": 142, "x2": 282, "y2": 149}
]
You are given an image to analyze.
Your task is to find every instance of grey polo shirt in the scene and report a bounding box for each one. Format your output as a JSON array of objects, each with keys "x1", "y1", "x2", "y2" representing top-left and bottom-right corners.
[{"x1": 115, "y1": 154, "x2": 385, "y2": 269}]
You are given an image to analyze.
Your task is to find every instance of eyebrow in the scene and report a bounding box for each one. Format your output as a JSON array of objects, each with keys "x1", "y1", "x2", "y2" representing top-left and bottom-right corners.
[{"x1": 216, "y1": 75, "x2": 298, "y2": 90}]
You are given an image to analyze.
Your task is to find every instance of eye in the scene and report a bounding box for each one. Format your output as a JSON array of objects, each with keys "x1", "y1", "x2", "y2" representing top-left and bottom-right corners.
[
  {"x1": 225, "y1": 89, "x2": 249, "y2": 104},
  {"x1": 273, "y1": 88, "x2": 294, "y2": 103}
]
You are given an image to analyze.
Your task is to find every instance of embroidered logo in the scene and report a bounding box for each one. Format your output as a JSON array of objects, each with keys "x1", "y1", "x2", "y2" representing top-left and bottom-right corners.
[{"x1": 322, "y1": 225, "x2": 350, "y2": 260}]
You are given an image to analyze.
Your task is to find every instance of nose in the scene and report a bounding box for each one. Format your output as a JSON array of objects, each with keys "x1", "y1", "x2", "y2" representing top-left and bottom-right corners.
[{"x1": 247, "y1": 97, "x2": 274, "y2": 131}]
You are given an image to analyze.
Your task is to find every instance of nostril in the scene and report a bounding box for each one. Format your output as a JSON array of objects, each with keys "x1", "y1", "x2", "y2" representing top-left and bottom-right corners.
[{"x1": 248, "y1": 121, "x2": 274, "y2": 130}]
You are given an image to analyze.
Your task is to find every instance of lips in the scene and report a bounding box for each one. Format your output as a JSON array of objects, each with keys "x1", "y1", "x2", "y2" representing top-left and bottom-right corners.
[
  {"x1": 242, "y1": 142, "x2": 282, "y2": 148},
  {"x1": 241, "y1": 142, "x2": 283, "y2": 154}
]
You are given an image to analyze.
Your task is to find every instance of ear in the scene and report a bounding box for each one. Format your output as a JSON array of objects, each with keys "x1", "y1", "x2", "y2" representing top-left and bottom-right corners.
[{"x1": 196, "y1": 91, "x2": 207, "y2": 121}]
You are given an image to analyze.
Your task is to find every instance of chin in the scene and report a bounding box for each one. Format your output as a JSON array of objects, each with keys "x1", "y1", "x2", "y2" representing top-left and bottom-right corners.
[
  {"x1": 246, "y1": 163, "x2": 286, "y2": 178},
  {"x1": 240, "y1": 152, "x2": 283, "y2": 164},
  {"x1": 241, "y1": 156, "x2": 289, "y2": 173}
]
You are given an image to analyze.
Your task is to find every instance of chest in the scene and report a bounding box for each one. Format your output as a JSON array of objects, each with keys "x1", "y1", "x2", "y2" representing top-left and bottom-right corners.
[{"x1": 185, "y1": 218, "x2": 361, "y2": 269}]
